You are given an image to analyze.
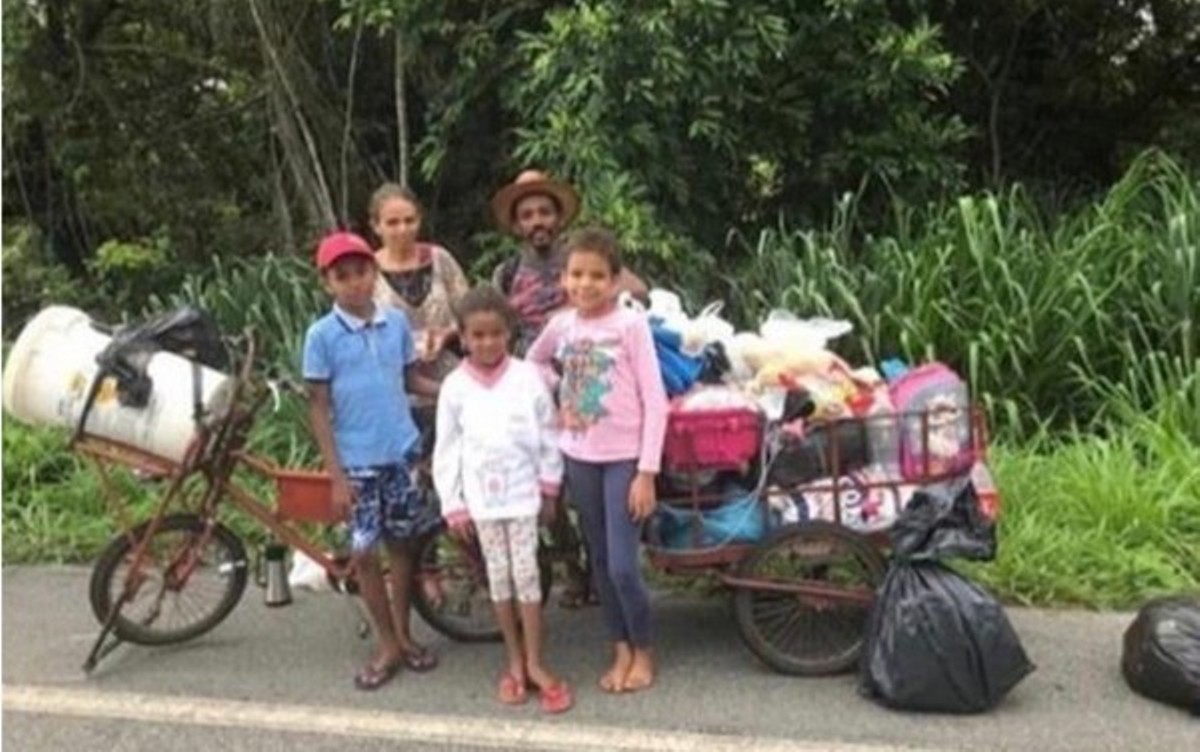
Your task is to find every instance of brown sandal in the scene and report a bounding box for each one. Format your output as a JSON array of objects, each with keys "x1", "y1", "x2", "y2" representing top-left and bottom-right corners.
[
  {"x1": 353, "y1": 660, "x2": 401, "y2": 691},
  {"x1": 400, "y1": 645, "x2": 438, "y2": 673}
]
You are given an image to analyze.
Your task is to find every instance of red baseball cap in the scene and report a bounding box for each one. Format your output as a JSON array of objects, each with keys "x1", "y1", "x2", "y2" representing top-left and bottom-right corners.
[{"x1": 315, "y1": 231, "x2": 374, "y2": 270}]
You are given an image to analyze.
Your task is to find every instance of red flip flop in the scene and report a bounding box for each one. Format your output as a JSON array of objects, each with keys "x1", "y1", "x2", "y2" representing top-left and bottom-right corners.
[
  {"x1": 538, "y1": 682, "x2": 574, "y2": 714},
  {"x1": 497, "y1": 672, "x2": 529, "y2": 705}
]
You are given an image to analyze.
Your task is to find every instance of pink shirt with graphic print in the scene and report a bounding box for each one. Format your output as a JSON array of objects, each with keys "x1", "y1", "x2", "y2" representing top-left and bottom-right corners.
[{"x1": 526, "y1": 305, "x2": 668, "y2": 473}]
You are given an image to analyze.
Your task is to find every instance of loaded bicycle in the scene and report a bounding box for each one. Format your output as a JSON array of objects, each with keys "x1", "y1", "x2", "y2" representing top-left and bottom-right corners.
[
  {"x1": 417, "y1": 386, "x2": 996, "y2": 676},
  {"x1": 51, "y1": 323, "x2": 536, "y2": 672}
]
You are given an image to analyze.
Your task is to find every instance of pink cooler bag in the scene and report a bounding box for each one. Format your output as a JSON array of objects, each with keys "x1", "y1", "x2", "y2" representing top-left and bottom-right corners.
[{"x1": 889, "y1": 362, "x2": 974, "y2": 480}]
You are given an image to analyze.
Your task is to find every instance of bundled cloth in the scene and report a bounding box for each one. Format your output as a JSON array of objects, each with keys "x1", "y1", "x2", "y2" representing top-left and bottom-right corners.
[{"x1": 649, "y1": 319, "x2": 703, "y2": 396}]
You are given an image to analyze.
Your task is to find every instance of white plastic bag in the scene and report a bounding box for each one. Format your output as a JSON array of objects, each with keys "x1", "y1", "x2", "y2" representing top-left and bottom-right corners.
[
  {"x1": 679, "y1": 301, "x2": 735, "y2": 356},
  {"x1": 798, "y1": 469, "x2": 917, "y2": 532},
  {"x1": 647, "y1": 288, "x2": 686, "y2": 332},
  {"x1": 647, "y1": 288, "x2": 735, "y2": 356},
  {"x1": 760, "y1": 309, "x2": 853, "y2": 352},
  {"x1": 288, "y1": 550, "x2": 332, "y2": 592},
  {"x1": 677, "y1": 384, "x2": 761, "y2": 412}
]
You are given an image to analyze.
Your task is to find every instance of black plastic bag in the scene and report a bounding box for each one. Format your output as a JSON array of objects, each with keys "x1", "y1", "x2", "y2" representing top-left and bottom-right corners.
[
  {"x1": 696, "y1": 340, "x2": 732, "y2": 385},
  {"x1": 890, "y1": 476, "x2": 996, "y2": 562},
  {"x1": 74, "y1": 307, "x2": 226, "y2": 439},
  {"x1": 96, "y1": 306, "x2": 226, "y2": 404},
  {"x1": 860, "y1": 561, "x2": 1035, "y2": 713},
  {"x1": 767, "y1": 420, "x2": 870, "y2": 488},
  {"x1": 1122, "y1": 595, "x2": 1200, "y2": 714},
  {"x1": 109, "y1": 306, "x2": 227, "y2": 371}
]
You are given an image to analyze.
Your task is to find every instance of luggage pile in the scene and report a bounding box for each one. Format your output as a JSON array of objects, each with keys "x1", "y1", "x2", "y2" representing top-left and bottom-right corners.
[{"x1": 634, "y1": 290, "x2": 995, "y2": 548}]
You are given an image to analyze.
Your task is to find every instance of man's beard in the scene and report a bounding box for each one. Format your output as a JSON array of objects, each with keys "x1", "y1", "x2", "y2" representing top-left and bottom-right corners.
[{"x1": 527, "y1": 227, "x2": 556, "y2": 253}]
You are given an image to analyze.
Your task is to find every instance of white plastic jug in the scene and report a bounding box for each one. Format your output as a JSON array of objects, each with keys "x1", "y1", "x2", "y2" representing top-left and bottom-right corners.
[{"x1": 2, "y1": 306, "x2": 234, "y2": 463}]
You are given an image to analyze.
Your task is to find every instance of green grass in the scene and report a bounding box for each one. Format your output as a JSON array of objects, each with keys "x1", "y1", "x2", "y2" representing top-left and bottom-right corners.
[
  {"x1": 1, "y1": 411, "x2": 314, "y2": 564},
  {"x1": 1, "y1": 423, "x2": 156, "y2": 562},
  {"x1": 972, "y1": 411, "x2": 1200, "y2": 608}
]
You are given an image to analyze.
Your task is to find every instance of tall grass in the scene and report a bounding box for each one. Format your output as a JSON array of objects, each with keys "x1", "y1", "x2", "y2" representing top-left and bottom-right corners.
[
  {"x1": 727, "y1": 150, "x2": 1199, "y2": 439},
  {"x1": 973, "y1": 401, "x2": 1200, "y2": 608}
]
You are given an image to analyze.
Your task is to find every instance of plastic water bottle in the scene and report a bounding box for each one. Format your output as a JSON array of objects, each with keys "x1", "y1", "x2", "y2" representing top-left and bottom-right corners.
[{"x1": 866, "y1": 385, "x2": 900, "y2": 476}]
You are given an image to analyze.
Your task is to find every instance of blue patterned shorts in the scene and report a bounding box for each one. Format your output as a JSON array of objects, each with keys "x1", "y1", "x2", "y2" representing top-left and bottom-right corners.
[{"x1": 346, "y1": 463, "x2": 438, "y2": 552}]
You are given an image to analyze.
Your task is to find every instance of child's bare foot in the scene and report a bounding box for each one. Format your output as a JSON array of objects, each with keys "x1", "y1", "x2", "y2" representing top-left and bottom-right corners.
[
  {"x1": 497, "y1": 659, "x2": 528, "y2": 705},
  {"x1": 355, "y1": 646, "x2": 403, "y2": 691},
  {"x1": 395, "y1": 640, "x2": 439, "y2": 672},
  {"x1": 371, "y1": 645, "x2": 404, "y2": 670},
  {"x1": 623, "y1": 649, "x2": 654, "y2": 692},
  {"x1": 525, "y1": 662, "x2": 562, "y2": 692},
  {"x1": 599, "y1": 642, "x2": 633, "y2": 693}
]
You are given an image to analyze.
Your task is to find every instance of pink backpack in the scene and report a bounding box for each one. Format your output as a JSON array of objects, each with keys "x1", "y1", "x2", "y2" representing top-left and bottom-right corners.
[{"x1": 889, "y1": 362, "x2": 974, "y2": 480}]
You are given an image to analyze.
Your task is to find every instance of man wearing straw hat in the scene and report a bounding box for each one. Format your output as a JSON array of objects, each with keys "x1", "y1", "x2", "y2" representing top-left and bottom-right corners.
[
  {"x1": 490, "y1": 169, "x2": 647, "y2": 354},
  {"x1": 489, "y1": 169, "x2": 647, "y2": 610}
]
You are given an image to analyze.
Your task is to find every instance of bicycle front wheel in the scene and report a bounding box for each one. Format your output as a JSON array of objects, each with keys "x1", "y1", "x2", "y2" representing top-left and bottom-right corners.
[
  {"x1": 89, "y1": 513, "x2": 249, "y2": 646},
  {"x1": 411, "y1": 529, "x2": 502, "y2": 642}
]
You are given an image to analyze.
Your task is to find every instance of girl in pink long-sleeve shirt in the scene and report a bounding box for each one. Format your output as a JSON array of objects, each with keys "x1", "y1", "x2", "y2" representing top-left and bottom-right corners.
[{"x1": 527, "y1": 227, "x2": 668, "y2": 694}]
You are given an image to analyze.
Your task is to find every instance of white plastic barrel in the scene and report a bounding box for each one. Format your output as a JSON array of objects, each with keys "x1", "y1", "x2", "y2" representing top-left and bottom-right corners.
[{"x1": 2, "y1": 306, "x2": 234, "y2": 463}]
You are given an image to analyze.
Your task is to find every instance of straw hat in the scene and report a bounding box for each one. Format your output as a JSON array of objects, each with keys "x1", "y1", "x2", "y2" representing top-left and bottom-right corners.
[{"x1": 489, "y1": 169, "x2": 580, "y2": 233}]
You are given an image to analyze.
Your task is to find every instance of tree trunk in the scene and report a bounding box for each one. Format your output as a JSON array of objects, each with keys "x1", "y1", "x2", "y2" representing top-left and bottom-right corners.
[
  {"x1": 248, "y1": 0, "x2": 336, "y2": 229},
  {"x1": 339, "y1": 12, "x2": 365, "y2": 224},
  {"x1": 395, "y1": 27, "x2": 409, "y2": 188}
]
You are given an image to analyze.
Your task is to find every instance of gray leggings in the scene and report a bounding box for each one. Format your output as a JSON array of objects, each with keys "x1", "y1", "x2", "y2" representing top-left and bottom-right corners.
[{"x1": 564, "y1": 457, "x2": 652, "y2": 647}]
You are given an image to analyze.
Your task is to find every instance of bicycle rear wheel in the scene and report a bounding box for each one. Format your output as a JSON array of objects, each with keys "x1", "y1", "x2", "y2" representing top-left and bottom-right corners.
[
  {"x1": 89, "y1": 513, "x2": 249, "y2": 646},
  {"x1": 733, "y1": 521, "x2": 885, "y2": 675}
]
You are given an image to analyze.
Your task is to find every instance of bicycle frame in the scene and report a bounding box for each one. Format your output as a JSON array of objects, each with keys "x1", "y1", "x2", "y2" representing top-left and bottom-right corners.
[{"x1": 76, "y1": 332, "x2": 358, "y2": 668}]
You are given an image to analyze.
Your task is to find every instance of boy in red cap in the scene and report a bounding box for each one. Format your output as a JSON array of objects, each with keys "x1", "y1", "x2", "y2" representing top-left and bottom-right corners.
[{"x1": 303, "y1": 231, "x2": 442, "y2": 690}]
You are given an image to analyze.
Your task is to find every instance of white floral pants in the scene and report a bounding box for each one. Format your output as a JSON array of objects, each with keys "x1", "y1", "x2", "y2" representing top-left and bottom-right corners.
[{"x1": 475, "y1": 515, "x2": 541, "y2": 603}]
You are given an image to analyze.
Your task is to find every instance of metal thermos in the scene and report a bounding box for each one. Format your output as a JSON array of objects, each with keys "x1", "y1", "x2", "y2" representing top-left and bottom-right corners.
[{"x1": 264, "y1": 543, "x2": 293, "y2": 607}]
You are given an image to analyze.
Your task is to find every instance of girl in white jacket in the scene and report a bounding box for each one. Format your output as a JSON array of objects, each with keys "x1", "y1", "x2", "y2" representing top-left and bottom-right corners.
[{"x1": 433, "y1": 285, "x2": 573, "y2": 713}]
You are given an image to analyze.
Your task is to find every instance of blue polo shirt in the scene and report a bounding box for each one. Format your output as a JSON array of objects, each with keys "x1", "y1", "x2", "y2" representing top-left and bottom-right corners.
[{"x1": 302, "y1": 304, "x2": 419, "y2": 468}]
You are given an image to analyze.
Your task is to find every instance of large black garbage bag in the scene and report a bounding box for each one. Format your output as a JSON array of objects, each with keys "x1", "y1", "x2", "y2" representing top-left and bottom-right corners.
[
  {"x1": 1122, "y1": 595, "x2": 1200, "y2": 714},
  {"x1": 890, "y1": 477, "x2": 996, "y2": 562},
  {"x1": 860, "y1": 561, "x2": 1035, "y2": 713}
]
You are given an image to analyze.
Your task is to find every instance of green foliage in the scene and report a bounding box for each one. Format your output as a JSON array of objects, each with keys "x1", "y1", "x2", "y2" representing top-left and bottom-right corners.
[
  {"x1": 2, "y1": 0, "x2": 275, "y2": 270},
  {"x1": 90, "y1": 234, "x2": 189, "y2": 318},
  {"x1": 0, "y1": 419, "x2": 292, "y2": 563},
  {"x1": 726, "y1": 150, "x2": 1199, "y2": 439},
  {"x1": 1, "y1": 223, "x2": 82, "y2": 339},
  {"x1": 507, "y1": 0, "x2": 969, "y2": 261},
  {"x1": 932, "y1": 0, "x2": 1200, "y2": 186}
]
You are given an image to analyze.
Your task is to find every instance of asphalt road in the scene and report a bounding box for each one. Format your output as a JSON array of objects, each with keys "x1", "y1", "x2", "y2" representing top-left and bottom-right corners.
[{"x1": 2, "y1": 566, "x2": 1195, "y2": 751}]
